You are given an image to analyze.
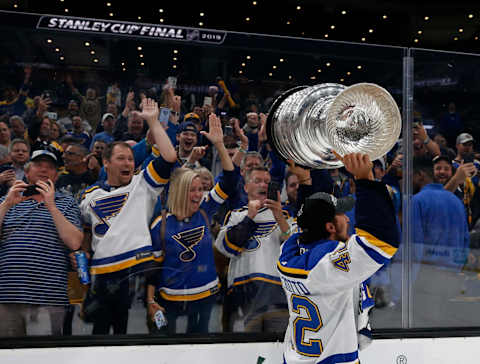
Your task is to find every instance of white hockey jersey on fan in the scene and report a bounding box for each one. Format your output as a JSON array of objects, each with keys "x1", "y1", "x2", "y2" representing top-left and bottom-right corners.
[
  {"x1": 80, "y1": 160, "x2": 171, "y2": 275},
  {"x1": 216, "y1": 206, "x2": 296, "y2": 289}
]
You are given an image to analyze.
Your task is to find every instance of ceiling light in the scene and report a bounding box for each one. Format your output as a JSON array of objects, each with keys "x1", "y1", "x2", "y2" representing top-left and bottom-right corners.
[
  {"x1": 106, "y1": 2, "x2": 111, "y2": 6},
  {"x1": 173, "y1": 49, "x2": 178, "y2": 53},
  {"x1": 361, "y1": 37, "x2": 366, "y2": 42},
  {"x1": 296, "y1": 6, "x2": 301, "y2": 10},
  {"x1": 272, "y1": 65, "x2": 277, "y2": 69},
  {"x1": 310, "y1": 76, "x2": 316, "y2": 80},
  {"x1": 93, "y1": 59, "x2": 99, "y2": 63},
  {"x1": 90, "y1": 50, "x2": 95, "y2": 55},
  {"x1": 252, "y1": 1, "x2": 257, "y2": 5},
  {"x1": 468, "y1": 14, "x2": 474, "y2": 19},
  {"x1": 47, "y1": 39, "x2": 52, "y2": 43},
  {"x1": 340, "y1": 78, "x2": 345, "y2": 82},
  {"x1": 418, "y1": 30, "x2": 423, "y2": 34},
  {"x1": 246, "y1": 17, "x2": 250, "y2": 22},
  {"x1": 383, "y1": 15, "x2": 388, "y2": 19},
  {"x1": 357, "y1": 65, "x2": 362, "y2": 69},
  {"x1": 159, "y1": 9, "x2": 164, "y2": 13},
  {"x1": 454, "y1": 36, "x2": 459, "y2": 40},
  {"x1": 60, "y1": 56, "x2": 65, "y2": 61},
  {"x1": 173, "y1": 65, "x2": 177, "y2": 68},
  {"x1": 476, "y1": 36, "x2": 479, "y2": 40},
  {"x1": 326, "y1": 62, "x2": 331, "y2": 66},
  {"x1": 109, "y1": 13, "x2": 113, "y2": 17},
  {"x1": 317, "y1": 69, "x2": 322, "y2": 73},
  {"x1": 239, "y1": 70, "x2": 243, "y2": 74},
  {"x1": 55, "y1": 48, "x2": 60, "y2": 52},
  {"x1": 269, "y1": 72, "x2": 273, "y2": 76},
  {"x1": 324, "y1": 34, "x2": 329, "y2": 38},
  {"x1": 199, "y1": 22, "x2": 204, "y2": 26},
  {"x1": 346, "y1": 72, "x2": 351, "y2": 75},
  {"x1": 139, "y1": 54, "x2": 144, "y2": 58},
  {"x1": 459, "y1": 28, "x2": 464, "y2": 32},
  {"x1": 280, "y1": 58, "x2": 284, "y2": 62},
  {"x1": 200, "y1": 12, "x2": 204, "y2": 17},
  {"x1": 289, "y1": 76, "x2": 292, "y2": 80},
  {"x1": 160, "y1": 19, "x2": 164, "y2": 22},
  {"x1": 246, "y1": 55, "x2": 251, "y2": 59},
  {"x1": 341, "y1": 10, "x2": 346, "y2": 15},
  {"x1": 424, "y1": 16, "x2": 430, "y2": 20},
  {"x1": 368, "y1": 29, "x2": 374, "y2": 33},
  {"x1": 241, "y1": 63, "x2": 246, "y2": 67},
  {"x1": 13, "y1": 4, "x2": 18, "y2": 8},
  {"x1": 121, "y1": 62, "x2": 125, "y2": 66},
  {"x1": 138, "y1": 16, "x2": 142, "y2": 20},
  {"x1": 64, "y1": 9, "x2": 69, "y2": 13},
  {"x1": 137, "y1": 46, "x2": 142, "y2": 51},
  {"x1": 286, "y1": 21, "x2": 291, "y2": 25},
  {"x1": 330, "y1": 25, "x2": 335, "y2": 29},
  {"x1": 122, "y1": 68, "x2": 126, "y2": 72},
  {"x1": 414, "y1": 39, "x2": 419, "y2": 43},
  {"x1": 140, "y1": 62, "x2": 145, "y2": 66},
  {"x1": 173, "y1": 57, "x2": 177, "y2": 61}
]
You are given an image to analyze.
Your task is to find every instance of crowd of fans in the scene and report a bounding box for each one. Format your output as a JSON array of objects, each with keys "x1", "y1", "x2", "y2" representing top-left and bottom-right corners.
[{"x1": 0, "y1": 64, "x2": 479, "y2": 337}]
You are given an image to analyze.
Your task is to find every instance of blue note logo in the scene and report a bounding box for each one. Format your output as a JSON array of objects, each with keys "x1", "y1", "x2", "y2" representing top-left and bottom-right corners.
[
  {"x1": 245, "y1": 221, "x2": 277, "y2": 251},
  {"x1": 90, "y1": 193, "x2": 129, "y2": 236},
  {"x1": 173, "y1": 226, "x2": 205, "y2": 262}
]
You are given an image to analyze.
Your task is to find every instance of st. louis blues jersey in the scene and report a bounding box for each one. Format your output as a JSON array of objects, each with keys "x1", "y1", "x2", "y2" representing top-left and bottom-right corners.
[
  {"x1": 215, "y1": 206, "x2": 297, "y2": 294},
  {"x1": 277, "y1": 180, "x2": 399, "y2": 364},
  {"x1": 149, "y1": 170, "x2": 237, "y2": 302},
  {"x1": 80, "y1": 158, "x2": 173, "y2": 275}
]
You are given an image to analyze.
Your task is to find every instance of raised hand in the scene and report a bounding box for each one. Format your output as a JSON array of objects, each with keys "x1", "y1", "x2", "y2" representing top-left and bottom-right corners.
[
  {"x1": 133, "y1": 98, "x2": 159, "y2": 123},
  {"x1": 333, "y1": 151, "x2": 373, "y2": 181},
  {"x1": 200, "y1": 113, "x2": 223, "y2": 146}
]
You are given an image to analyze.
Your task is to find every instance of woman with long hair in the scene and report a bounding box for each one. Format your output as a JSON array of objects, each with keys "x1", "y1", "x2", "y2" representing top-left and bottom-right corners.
[{"x1": 147, "y1": 113, "x2": 237, "y2": 334}]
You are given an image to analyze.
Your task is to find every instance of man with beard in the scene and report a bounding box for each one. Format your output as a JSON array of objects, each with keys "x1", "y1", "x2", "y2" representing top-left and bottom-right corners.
[
  {"x1": 437, "y1": 153, "x2": 480, "y2": 230},
  {"x1": 56, "y1": 143, "x2": 98, "y2": 201},
  {"x1": 176, "y1": 121, "x2": 199, "y2": 166},
  {"x1": 278, "y1": 153, "x2": 398, "y2": 364}
]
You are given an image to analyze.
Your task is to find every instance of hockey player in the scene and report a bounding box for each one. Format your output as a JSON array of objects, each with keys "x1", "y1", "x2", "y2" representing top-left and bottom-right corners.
[
  {"x1": 79, "y1": 98, "x2": 177, "y2": 335},
  {"x1": 278, "y1": 153, "x2": 399, "y2": 364}
]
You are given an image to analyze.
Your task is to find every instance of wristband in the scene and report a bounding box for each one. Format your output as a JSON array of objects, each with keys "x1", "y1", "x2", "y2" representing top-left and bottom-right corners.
[
  {"x1": 281, "y1": 228, "x2": 292, "y2": 238},
  {"x1": 147, "y1": 300, "x2": 156, "y2": 305},
  {"x1": 238, "y1": 146, "x2": 247, "y2": 154}
]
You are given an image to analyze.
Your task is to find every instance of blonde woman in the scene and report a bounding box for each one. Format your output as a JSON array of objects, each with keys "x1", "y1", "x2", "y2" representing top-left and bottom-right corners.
[{"x1": 147, "y1": 113, "x2": 237, "y2": 334}]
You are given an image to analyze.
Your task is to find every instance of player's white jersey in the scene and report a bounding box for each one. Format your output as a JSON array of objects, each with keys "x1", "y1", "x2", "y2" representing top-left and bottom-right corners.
[
  {"x1": 80, "y1": 160, "x2": 171, "y2": 275},
  {"x1": 215, "y1": 206, "x2": 297, "y2": 289},
  {"x1": 278, "y1": 229, "x2": 396, "y2": 364}
]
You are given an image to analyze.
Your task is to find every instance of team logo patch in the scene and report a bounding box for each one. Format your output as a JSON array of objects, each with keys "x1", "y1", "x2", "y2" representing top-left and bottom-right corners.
[
  {"x1": 245, "y1": 221, "x2": 277, "y2": 250},
  {"x1": 90, "y1": 193, "x2": 129, "y2": 236},
  {"x1": 172, "y1": 226, "x2": 205, "y2": 262},
  {"x1": 330, "y1": 247, "x2": 351, "y2": 272}
]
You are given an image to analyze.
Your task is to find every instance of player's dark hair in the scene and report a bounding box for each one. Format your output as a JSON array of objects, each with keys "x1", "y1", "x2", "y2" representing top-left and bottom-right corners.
[{"x1": 298, "y1": 199, "x2": 335, "y2": 244}]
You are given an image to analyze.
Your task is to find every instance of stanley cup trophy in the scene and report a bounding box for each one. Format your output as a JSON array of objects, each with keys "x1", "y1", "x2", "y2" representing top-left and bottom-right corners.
[{"x1": 266, "y1": 83, "x2": 402, "y2": 169}]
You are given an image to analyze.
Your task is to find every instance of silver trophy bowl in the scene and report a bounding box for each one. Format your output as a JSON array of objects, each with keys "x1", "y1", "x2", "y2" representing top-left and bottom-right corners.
[{"x1": 266, "y1": 82, "x2": 402, "y2": 169}]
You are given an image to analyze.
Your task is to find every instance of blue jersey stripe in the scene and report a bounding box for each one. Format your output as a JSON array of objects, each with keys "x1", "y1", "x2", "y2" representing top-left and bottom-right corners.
[
  {"x1": 91, "y1": 245, "x2": 153, "y2": 265},
  {"x1": 355, "y1": 236, "x2": 390, "y2": 265}
]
